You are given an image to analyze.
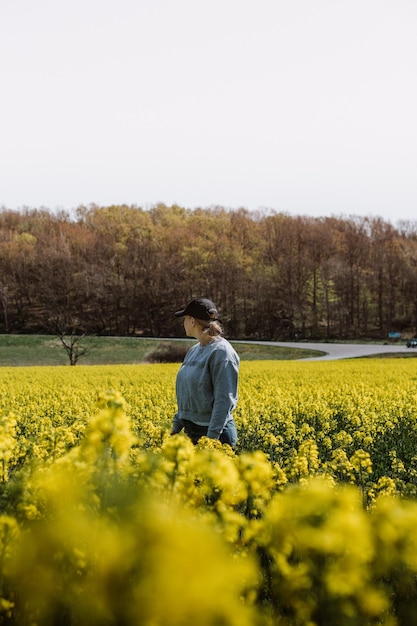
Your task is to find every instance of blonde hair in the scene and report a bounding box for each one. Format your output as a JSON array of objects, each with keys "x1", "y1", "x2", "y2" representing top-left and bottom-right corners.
[{"x1": 195, "y1": 317, "x2": 223, "y2": 337}]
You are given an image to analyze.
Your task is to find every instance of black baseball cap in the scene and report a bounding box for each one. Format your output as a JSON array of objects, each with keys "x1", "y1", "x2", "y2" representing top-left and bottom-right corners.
[{"x1": 174, "y1": 298, "x2": 219, "y2": 320}]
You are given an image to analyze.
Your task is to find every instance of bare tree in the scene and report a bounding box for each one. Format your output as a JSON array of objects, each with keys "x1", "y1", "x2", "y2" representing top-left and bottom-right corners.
[
  {"x1": 46, "y1": 316, "x2": 90, "y2": 365},
  {"x1": 0, "y1": 284, "x2": 10, "y2": 332}
]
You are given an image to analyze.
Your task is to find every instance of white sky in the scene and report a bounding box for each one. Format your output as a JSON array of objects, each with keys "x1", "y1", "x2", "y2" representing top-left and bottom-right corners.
[{"x1": 1, "y1": 0, "x2": 416, "y2": 223}]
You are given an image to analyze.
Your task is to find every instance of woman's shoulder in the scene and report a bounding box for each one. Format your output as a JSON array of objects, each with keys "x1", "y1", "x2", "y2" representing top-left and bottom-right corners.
[{"x1": 211, "y1": 337, "x2": 239, "y2": 361}]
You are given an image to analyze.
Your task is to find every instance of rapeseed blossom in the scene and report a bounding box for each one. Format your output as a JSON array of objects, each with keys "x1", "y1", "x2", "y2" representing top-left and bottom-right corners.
[{"x1": 0, "y1": 360, "x2": 416, "y2": 622}]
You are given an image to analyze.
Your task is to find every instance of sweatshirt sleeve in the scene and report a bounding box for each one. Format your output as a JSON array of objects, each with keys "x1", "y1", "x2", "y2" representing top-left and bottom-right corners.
[{"x1": 206, "y1": 347, "x2": 239, "y2": 439}]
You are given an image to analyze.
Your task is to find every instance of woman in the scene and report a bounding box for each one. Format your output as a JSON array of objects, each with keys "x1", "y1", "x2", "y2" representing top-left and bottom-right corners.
[{"x1": 170, "y1": 298, "x2": 239, "y2": 448}]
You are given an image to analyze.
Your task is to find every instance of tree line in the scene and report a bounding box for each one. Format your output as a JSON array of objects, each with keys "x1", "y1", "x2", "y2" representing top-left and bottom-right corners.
[{"x1": 0, "y1": 203, "x2": 416, "y2": 340}]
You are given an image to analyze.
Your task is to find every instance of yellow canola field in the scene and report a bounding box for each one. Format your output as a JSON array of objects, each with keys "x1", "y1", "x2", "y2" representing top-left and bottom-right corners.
[
  {"x1": 1, "y1": 359, "x2": 417, "y2": 625},
  {"x1": 2, "y1": 359, "x2": 417, "y2": 496}
]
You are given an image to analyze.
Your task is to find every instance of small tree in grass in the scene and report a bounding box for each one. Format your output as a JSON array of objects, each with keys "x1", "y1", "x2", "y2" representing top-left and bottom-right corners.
[{"x1": 46, "y1": 316, "x2": 90, "y2": 365}]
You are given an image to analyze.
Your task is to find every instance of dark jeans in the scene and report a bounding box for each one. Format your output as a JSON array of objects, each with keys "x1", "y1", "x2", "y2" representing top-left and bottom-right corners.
[{"x1": 182, "y1": 419, "x2": 238, "y2": 448}]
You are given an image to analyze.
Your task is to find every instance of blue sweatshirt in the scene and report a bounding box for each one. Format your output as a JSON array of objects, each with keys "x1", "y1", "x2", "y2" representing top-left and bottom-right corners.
[{"x1": 173, "y1": 337, "x2": 239, "y2": 439}]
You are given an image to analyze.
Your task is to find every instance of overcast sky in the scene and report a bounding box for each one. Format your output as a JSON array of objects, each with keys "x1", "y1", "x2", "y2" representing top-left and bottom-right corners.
[{"x1": 1, "y1": 0, "x2": 416, "y2": 223}]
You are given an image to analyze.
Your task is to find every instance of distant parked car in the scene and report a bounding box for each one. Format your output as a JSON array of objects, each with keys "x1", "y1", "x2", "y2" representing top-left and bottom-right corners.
[{"x1": 407, "y1": 338, "x2": 417, "y2": 348}]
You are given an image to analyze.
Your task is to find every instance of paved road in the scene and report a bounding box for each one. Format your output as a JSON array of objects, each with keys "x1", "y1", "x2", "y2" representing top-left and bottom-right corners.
[{"x1": 241, "y1": 341, "x2": 416, "y2": 361}]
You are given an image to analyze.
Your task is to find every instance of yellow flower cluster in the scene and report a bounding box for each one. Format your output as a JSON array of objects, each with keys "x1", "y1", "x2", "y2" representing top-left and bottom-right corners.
[
  {"x1": 0, "y1": 412, "x2": 17, "y2": 482},
  {"x1": 0, "y1": 359, "x2": 416, "y2": 623},
  {"x1": 236, "y1": 359, "x2": 417, "y2": 502}
]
